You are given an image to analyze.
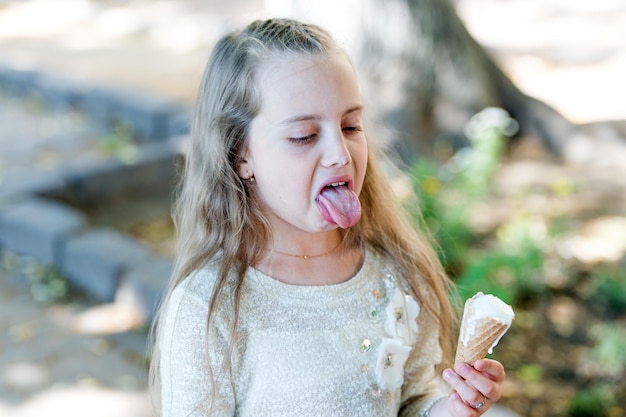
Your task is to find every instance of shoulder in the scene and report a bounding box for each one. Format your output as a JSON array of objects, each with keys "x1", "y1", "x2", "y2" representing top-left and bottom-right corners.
[
  {"x1": 161, "y1": 258, "x2": 236, "y2": 341},
  {"x1": 172, "y1": 259, "x2": 222, "y2": 304},
  {"x1": 164, "y1": 258, "x2": 238, "y2": 323},
  {"x1": 365, "y1": 245, "x2": 404, "y2": 280},
  {"x1": 368, "y1": 245, "x2": 433, "y2": 292}
]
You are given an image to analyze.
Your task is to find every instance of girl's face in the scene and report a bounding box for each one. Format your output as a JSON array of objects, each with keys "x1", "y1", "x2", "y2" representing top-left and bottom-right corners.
[{"x1": 239, "y1": 52, "x2": 368, "y2": 237}]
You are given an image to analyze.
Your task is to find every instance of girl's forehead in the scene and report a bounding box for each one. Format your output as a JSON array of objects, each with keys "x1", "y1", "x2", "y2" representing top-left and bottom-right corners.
[
  {"x1": 252, "y1": 52, "x2": 361, "y2": 123},
  {"x1": 255, "y1": 51, "x2": 352, "y2": 85}
]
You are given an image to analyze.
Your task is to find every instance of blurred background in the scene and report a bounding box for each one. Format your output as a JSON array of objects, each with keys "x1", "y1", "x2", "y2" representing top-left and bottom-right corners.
[{"x1": 0, "y1": 1, "x2": 625, "y2": 416}]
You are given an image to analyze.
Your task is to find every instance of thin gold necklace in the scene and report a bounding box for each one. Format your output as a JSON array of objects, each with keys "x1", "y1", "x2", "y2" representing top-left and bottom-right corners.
[{"x1": 272, "y1": 238, "x2": 344, "y2": 260}]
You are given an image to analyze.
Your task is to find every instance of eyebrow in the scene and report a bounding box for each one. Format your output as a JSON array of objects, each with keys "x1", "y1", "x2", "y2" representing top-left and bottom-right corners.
[{"x1": 279, "y1": 105, "x2": 364, "y2": 125}]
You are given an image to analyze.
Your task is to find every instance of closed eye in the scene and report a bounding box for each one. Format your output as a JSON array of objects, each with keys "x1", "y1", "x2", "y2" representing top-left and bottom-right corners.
[
  {"x1": 343, "y1": 126, "x2": 363, "y2": 134},
  {"x1": 287, "y1": 134, "x2": 317, "y2": 145}
]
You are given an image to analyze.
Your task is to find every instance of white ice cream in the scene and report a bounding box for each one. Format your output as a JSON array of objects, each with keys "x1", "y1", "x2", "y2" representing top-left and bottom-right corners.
[{"x1": 461, "y1": 292, "x2": 515, "y2": 353}]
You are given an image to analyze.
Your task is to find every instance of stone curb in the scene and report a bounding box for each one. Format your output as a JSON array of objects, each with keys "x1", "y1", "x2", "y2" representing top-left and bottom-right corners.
[
  {"x1": 0, "y1": 197, "x2": 172, "y2": 321},
  {"x1": 61, "y1": 228, "x2": 153, "y2": 302},
  {"x1": 0, "y1": 197, "x2": 87, "y2": 265},
  {"x1": 42, "y1": 136, "x2": 182, "y2": 206},
  {"x1": 0, "y1": 64, "x2": 184, "y2": 322},
  {"x1": 0, "y1": 63, "x2": 192, "y2": 142},
  {"x1": 118, "y1": 256, "x2": 173, "y2": 321}
]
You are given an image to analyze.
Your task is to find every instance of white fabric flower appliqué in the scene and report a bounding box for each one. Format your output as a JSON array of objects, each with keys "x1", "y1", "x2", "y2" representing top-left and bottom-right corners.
[
  {"x1": 375, "y1": 338, "x2": 412, "y2": 390},
  {"x1": 384, "y1": 288, "x2": 420, "y2": 346}
]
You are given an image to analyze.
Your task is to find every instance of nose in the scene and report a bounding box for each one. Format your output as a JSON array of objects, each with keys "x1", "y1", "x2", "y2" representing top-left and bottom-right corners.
[{"x1": 321, "y1": 128, "x2": 351, "y2": 167}]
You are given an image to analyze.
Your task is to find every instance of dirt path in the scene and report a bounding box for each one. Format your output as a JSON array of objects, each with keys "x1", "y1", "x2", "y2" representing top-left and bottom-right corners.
[{"x1": 0, "y1": 256, "x2": 152, "y2": 417}]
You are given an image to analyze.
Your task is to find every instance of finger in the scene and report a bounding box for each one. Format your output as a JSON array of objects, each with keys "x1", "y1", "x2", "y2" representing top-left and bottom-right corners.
[
  {"x1": 474, "y1": 359, "x2": 506, "y2": 382},
  {"x1": 443, "y1": 368, "x2": 487, "y2": 409},
  {"x1": 449, "y1": 391, "x2": 485, "y2": 417},
  {"x1": 455, "y1": 363, "x2": 502, "y2": 401}
]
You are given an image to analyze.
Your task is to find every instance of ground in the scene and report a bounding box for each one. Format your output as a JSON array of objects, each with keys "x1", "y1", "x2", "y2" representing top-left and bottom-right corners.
[{"x1": 0, "y1": 252, "x2": 152, "y2": 417}]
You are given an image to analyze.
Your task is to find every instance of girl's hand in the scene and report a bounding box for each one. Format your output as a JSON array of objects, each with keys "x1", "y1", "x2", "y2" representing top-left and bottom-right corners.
[{"x1": 442, "y1": 359, "x2": 505, "y2": 417}]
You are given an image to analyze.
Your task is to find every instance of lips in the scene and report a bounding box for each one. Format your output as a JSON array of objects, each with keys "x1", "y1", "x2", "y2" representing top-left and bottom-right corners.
[{"x1": 315, "y1": 180, "x2": 362, "y2": 228}]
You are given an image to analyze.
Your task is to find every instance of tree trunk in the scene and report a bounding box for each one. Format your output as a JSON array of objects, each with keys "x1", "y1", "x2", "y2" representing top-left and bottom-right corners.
[{"x1": 352, "y1": 0, "x2": 581, "y2": 161}]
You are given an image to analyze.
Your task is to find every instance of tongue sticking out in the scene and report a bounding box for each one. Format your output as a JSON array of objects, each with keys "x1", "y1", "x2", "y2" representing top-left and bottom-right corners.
[{"x1": 316, "y1": 184, "x2": 362, "y2": 229}]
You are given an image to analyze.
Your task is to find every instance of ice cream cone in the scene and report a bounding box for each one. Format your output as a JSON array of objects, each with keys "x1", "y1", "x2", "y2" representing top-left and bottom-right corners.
[
  {"x1": 455, "y1": 293, "x2": 514, "y2": 366},
  {"x1": 455, "y1": 316, "x2": 509, "y2": 365}
]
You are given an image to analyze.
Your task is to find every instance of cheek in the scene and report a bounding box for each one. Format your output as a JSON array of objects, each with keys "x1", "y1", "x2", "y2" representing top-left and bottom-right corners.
[{"x1": 255, "y1": 158, "x2": 310, "y2": 200}]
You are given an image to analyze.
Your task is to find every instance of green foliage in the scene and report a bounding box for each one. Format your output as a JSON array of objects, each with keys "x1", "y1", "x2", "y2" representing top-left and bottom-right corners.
[
  {"x1": 409, "y1": 107, "x2": 540, "y2": 303},
  {"x1": 454, "y1": 243, "x2": 543, "y2": 304},
  {"x1": 587, "y1": 323, "x2": 626, "y2": 379},
  {"x1": 408, "y1": 108, "x2": 521, "y2": 272},
  {"x1": 515, "y1": 364, "x2": 543, "y2": 382},
  {"x1": 588, "y1": 266, "x2": 626, "y2": 315},
  {"x1": 99, "y1": 122, "x2": 139, "y2": 164},
  {"x1": 459, "y1": 107, "x2": 517, "y2": 197},
  {"x1": 409, "y1": 159, "x2": 472, "y2": 272},
  {"x1": 456, "y1": 214, "x2": 546, "y2": 303},
  {"x1": 1, "y1": 250, "x2": 71, "y2": 304},
  {"x1": 30, "y1": 268, "x2": 69, "y2": 303},
  {"x1": 568, "y1": 384, "x2": 619, "y2": 417}
]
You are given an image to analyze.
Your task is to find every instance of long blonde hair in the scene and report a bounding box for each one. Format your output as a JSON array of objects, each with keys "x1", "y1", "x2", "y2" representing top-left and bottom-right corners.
[{"x1": 150, "y1": 17, "x2": 456, "y2": 414}]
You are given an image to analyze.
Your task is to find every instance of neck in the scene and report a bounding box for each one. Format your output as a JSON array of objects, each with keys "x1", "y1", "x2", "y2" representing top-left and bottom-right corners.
[
  {"x1": 271, "y1": 237, "x2": 344, "y2": 260},
  {"x1": 267, "y1": 230, "x2": 345, "y2": 259},
  {"x1": 257, "y1": 243, "x2": 364, "y2": 286},
  {"x1": 254, "y1": 233, "x2": 364, "y2": 285}
]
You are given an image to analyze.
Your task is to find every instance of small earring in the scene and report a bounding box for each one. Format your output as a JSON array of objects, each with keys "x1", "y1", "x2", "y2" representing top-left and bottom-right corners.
[{"x1": 249, "y1": 176, "x2": 255, "y2": 183}]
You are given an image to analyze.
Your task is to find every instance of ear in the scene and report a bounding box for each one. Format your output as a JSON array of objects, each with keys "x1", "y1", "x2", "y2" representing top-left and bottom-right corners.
[{"x1": 237, "y1": 152, "x2": 253, "y2": 180}]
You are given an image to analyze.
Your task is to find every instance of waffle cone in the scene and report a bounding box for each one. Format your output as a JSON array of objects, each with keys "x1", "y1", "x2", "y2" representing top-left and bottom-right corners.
[{"x1": 455, "y1": 317, "x2": 509, "y2": 366}]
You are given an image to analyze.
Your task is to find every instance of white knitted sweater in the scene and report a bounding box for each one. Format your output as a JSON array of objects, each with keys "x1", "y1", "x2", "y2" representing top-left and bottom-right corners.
[{"x1": 159, "y1": 249, "x2": 446, "y2": 416}]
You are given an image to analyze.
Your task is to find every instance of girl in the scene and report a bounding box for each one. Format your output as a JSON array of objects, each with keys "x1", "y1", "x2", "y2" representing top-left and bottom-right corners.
[{"x1": 150, "y1": 18, "x2": 505, "y2": 417}]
